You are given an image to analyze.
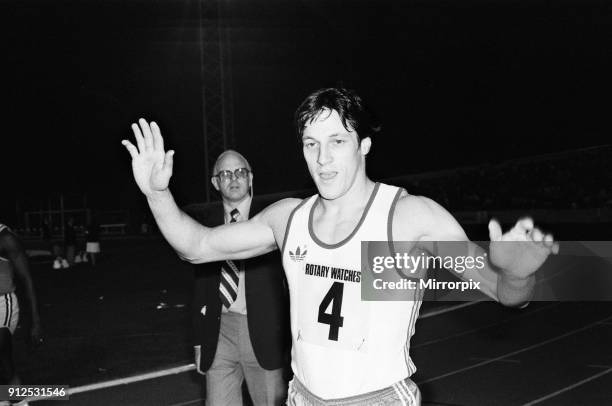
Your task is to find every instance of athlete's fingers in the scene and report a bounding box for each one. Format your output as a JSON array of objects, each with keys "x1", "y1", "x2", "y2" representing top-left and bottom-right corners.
[
  {"x1": 163, "y1": 150, "x2": 174, "y2": 174},
  {"x1": 151, "y1": 121, "x2": 164, "y2": 152},
  {"x1": 488, "y1": 219, "x2": 503, "y2": 241},
  {"x1": 542, "y1": 234, "x2": 559, "y2": 254},
  {"x1": 551, "y1": 242, "x2": 560, "y2": 255},
  {"x1": 543, "y1": 234, "x2": 554, "y2": 247},
  {"x1": 131, "y1": 123, "x2": 145, "y2": 153},
  {"x1": 121, "y1": 140, "x2": 139, "y2": 159},
  {"x1": 531, "y1": 228, "x2": 544, "y2": 242},
  {"x1": 139, "y1": 118, "x2": 154, "y2": 151},
  {"x1": 514, "y1": 217, "x2": 534, "y2": 235}
]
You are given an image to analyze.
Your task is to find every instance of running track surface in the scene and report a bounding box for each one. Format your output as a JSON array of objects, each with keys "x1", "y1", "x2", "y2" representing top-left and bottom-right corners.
[
  {"x1": 32, "y1": 301, "x2": 612, "y2": 405},
  {"x1": 20, "y1": 235, "x2": 612, "y2": 405}
]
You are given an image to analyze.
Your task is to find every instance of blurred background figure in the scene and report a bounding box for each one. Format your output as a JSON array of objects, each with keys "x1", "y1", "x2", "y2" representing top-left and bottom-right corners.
[
  {"x1": 85, "y1": 217, "x2": 101, "y2": 267},
  {"x1": 63, "y1": 217, "x2": 77, "y2": 268},
  {"x1": 0, "y1": 223, "x2": 43, "y2": 390},
  {"x1": 41, "y1": 219, "x2": 51, "y2": 250}
]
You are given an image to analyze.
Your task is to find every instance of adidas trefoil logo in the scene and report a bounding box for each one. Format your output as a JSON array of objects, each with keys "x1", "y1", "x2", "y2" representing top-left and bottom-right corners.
[{"x1": 289, "y1": 245, "x2": 307, "y2": 262}]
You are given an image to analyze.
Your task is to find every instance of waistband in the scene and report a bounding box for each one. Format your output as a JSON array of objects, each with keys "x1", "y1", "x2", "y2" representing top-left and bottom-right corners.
[
  {"x1": 220, "y1": 310, "x2": 247, "y2": 318},
  {"x1": 288, "y1": 376, "x2": 419, "y2": 406}
]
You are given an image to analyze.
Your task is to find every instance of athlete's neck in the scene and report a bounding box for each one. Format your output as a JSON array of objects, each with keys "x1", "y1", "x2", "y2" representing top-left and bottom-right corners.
[{"x1": 319, "y1": 177, "x2": 376, "y2": 215}]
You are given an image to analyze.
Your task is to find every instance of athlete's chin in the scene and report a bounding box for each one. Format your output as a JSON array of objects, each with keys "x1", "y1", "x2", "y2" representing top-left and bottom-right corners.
[{"x1": 316, "y1": 183, "x2": 343, "y2": 201}]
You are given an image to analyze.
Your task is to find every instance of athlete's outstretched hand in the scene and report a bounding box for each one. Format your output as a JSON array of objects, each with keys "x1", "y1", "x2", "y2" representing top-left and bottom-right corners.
[
  {"x1": 488, "y1": 217, "x2": 559, "y2": 279},
  {"x1": 122, "y1": 119, "x2": 175, "y2": 197}
]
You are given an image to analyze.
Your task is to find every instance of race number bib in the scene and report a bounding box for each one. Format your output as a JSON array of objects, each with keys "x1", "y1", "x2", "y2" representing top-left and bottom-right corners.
[{"x1": 296, "y1": 262, "x2": 370, "y2": 352}]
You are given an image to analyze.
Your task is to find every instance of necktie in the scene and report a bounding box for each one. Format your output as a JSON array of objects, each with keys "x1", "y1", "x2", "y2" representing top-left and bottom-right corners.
[{"x1": 219, "y1": 208, "x2": 241, "y2": 308}]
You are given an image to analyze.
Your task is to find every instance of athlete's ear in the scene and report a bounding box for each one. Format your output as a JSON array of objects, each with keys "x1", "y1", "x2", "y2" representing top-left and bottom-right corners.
[
  {"x1": 248, "y1": 171, "x2": 254, "y2": 197},
  {"x1": 359, "y1": 137, "x2": 372, "y2": 156},
  {"x1": 211, "y1": 176, "x2": 220, "y2": 191}
]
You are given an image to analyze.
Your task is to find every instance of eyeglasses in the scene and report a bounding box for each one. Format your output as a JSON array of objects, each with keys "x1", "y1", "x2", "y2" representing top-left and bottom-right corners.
[{"x1": 214, "y1": 167, "x2": 250, "y2": 182}]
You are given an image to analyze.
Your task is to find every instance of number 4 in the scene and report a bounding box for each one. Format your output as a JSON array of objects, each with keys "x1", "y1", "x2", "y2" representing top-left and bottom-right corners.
[{"x1": 318, "y1": 282, "x2": 344, "y2": 341}]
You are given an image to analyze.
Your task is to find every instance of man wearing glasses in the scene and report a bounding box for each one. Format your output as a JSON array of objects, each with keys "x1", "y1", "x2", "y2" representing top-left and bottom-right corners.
[{"x1": 191, "y1": 150, "x2": 289, "y2": 406}]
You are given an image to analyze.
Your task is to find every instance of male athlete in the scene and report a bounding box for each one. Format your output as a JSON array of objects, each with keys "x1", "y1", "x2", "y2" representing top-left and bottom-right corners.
[
  {"x1": 122, "y1": 88, "x2": 558, "y2": 405},
  {"x1": 0, "y1": 224, "x2": 42, "y2": 393}
]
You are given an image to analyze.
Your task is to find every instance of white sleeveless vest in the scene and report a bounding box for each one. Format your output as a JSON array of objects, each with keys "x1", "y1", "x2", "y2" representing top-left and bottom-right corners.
[{"x1": 282, "y1": 183, "x2": 422, "y2": 399}]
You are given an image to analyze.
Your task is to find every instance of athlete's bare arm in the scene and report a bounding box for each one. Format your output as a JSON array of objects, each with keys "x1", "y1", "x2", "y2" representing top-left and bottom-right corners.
[
  {"x1": 392, "y1": 194, "x2": 558, "y2": 306},
  {"x1": 122, "y1": 119, "x2": 300, "y2": 263},
  {"x1": 187, "y1": 197, "x2": 300, "y2": 263},
  {"x1": 0, "y1": 230, "x2": 42, "y2": 343}
]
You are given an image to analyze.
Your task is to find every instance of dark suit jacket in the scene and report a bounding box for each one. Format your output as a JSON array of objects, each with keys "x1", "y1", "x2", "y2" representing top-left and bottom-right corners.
[{"x1": 191, "y1": 200, "x2": 289, "y2": 371}]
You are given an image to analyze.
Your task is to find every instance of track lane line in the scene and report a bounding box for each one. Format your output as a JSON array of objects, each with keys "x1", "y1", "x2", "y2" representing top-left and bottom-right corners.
[
  {"x1": 413, "y1": 303, "x2": 558, "y2": 349},
  {"x1": 417, "y1": 314, "x2": 612, "y2": 385},
  {"x1": 169, "y1": 398, "x2": 205, "y2": 406},
  {"x1": 418, "y1": 300, "x2": 484, "y2": 319},
  {"x1": 25, "y1": 268, "x2": 578, "y2": 402},
  {"x1": 522, "y1": 367, "x2": 612, "y2": 405}
]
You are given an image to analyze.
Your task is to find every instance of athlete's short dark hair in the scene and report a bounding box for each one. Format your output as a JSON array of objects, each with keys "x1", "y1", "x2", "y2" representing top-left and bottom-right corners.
[{"x1": 294, "y1": 87, "x2": 381, "y2": 142}]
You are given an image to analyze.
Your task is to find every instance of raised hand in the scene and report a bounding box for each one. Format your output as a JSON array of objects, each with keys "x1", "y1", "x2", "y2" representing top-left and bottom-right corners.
[
  {"x1": 122, "y1": 119, "x2": 175, "y2": 197},
  {"x1": 488, "y1": 217, "x2": 559, "y2": 279}
]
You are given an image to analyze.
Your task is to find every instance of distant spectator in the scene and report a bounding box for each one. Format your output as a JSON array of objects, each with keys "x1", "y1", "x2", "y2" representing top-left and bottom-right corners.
[
  {"x1": 52, "y1": 220, "x2": 68, "y2": 270},
  {"x1": 85, "y1": 218, "x2": 101, "y2": 267},
  {"x1": 41, "y1": 219, "x2": 51, "y2": 243},
  {"x1": 41, "y1": 219, "x2": 54, "y2": 260},
  {"x1": 64, "y1": 217, "x2": 76, "y2": 267}
]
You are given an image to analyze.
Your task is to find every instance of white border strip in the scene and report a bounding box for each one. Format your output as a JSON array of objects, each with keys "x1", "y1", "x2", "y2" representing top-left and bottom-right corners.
[
  {"x1": 26, "y1": 364, "x2": 196, "y2": 403},
  {"x1": 69, "y1": 364, "x2": 196, "y2": 395}
]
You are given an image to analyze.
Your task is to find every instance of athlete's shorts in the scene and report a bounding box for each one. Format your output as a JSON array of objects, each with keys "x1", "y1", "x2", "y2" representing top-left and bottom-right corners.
[
  {"x1": 0, "y1": 292, "x2": 19, "y2": 334},
  {"x1": 287, "y1": 377, "x2": 421, "y2": 406},
  {"x1": 86, "y1": 242, "x2": 100, "y2": 254}
]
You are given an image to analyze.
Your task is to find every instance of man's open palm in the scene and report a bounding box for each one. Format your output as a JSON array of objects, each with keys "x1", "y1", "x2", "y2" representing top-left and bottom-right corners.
[
  {"x1": 122, "y1": 119, "x2": 174, "y2": 196},
  {"x1": 488, "y1": 217, "x2": 559, "y2": 279}
]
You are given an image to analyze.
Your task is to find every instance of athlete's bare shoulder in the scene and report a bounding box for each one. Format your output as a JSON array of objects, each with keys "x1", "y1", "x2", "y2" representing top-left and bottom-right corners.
[
  {"x1": 254, "y1": 198, "x2": 304, "y2": 247},
  {"x1": 396, "y1": 193, "x2": 443, "y2": 214},
  {"x1": 392, "y1": 193, "x2": 465, "y2": 241},
  {"x1": 391, "y1": 194, "x2": 431, "y2": 240}
]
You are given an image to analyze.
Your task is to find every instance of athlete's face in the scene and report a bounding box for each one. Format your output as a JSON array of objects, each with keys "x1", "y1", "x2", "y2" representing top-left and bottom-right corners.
[
  {"x1": 211, "y1": 152, "x2": 253, "y2": 204},
  {"x1": 302, "y1": 109, "x2": 371, "y2": 200}
]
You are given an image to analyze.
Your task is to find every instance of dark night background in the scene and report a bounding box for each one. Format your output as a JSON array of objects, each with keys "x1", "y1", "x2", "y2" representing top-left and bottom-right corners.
[
  {"x1": 2, "y1": 0, "x2": 611, "y2": 219},
  {"x1": 2, "y1": 1, "x2": 612, "y2": 398}
]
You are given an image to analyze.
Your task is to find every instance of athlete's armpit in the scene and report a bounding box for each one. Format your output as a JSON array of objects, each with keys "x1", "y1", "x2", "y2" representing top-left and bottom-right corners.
[
  {"x1": 188, "y1": 198, "x2": 302, "y2": 264},
  {"x1": 391, "y1": 195, "x2": 500, "y2": 301},
  {"x1": 258, "y1": 198, "x2": 303, "y2": 248}
]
